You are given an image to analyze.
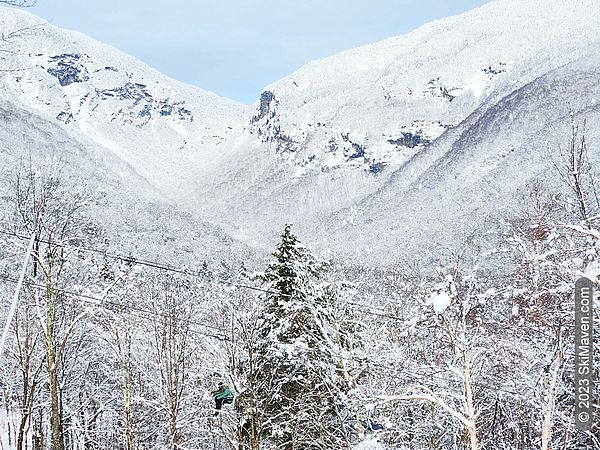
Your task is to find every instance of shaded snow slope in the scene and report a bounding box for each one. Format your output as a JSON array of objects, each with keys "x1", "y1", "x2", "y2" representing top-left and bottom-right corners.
[
  {"x1": 0, "y1": 100, "x2": 252, "y2": 267},
  {"x1": 0, "y1": 6, "x2": 249, "y2": 200},
  {"x1": 2, "y1": 1, "x2": 600, "y2": 267},
  {"x1": 320, "y1": 52, "x2": 600, "y2": 264}
]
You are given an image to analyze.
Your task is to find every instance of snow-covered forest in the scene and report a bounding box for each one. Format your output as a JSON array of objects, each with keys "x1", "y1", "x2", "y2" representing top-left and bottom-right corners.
[
  {"x1": 0, "y1": 0, "x2": 599, "y2": 449},
  {"x1": 0, "y1": 123, "x2": 598, "y2": 449}
]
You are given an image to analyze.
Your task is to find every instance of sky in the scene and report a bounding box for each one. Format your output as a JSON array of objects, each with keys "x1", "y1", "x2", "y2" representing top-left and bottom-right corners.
[{"x1": 18, "y1": 0, "x2": 494, "y2": 104}]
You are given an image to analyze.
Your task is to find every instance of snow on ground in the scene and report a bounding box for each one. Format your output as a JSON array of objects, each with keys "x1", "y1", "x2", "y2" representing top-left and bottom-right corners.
[
  {"x1": 427, "y1": 291, "x2": 452, "y2": 314},
  {"x1": 2, "y1": 1, "x2": 600, "y2": 266},
  {"x1": 353, "y1": 438, "x2": 385, "y2": 450},
  {"x1": 246, "y1": 0, "x2": 600, "y2": 175},
  {"x1": 186, "y1": 0, "x2": 600, "y2": 262}
]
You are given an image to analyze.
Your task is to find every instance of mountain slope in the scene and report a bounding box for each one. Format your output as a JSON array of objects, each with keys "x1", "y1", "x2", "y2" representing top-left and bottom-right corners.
[
  {"x1": 2, "y1": 1, "x2": 600, "y2": 267},
  {"x1": 0, "y1": 100, "x2": 252, "y2": 268},
  {"x1": 188, "y1": 0, "x2": 600, "y2": 259},
  {"x1": 246, "y1": 0, "x2": 600, "y2": 175},
  {"x1": 322, "y1": 52, "x2": 600, "y2": 264},
  {"x1": 0, "y1": 7, "x2": 255, "y2": 271},
  {"x1": 0, "y1": 6, "x2": 249, "y2": 200}
]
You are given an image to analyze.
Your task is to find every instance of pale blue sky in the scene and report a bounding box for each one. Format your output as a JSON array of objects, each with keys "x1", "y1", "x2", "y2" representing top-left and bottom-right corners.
[{"x1": 22, "y1": 0, "x2": 493, "y2": 104}]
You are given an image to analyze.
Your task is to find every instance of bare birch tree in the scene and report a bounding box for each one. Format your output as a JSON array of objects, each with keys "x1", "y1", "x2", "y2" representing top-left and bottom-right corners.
[{"x1": 10, "y1": 159, "x2": 95, "y2": 450}]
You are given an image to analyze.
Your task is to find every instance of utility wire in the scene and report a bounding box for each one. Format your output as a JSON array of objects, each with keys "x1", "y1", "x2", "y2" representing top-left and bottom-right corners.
[
  {"x1": 0, "y1": 276, "x2": 525, "y2": 397},
  {"x1": 0, "y1": 274, "x2": 229, "y2": 341},
  {"x1": 0, "y1": 229, "x2": 411, "y2": 322},
  {"x1": 0, "y1": 229, "x2": 280, "y2": 296},
  {"x1": 1, "y1": 228, "x2": 548, "y2": 333}
]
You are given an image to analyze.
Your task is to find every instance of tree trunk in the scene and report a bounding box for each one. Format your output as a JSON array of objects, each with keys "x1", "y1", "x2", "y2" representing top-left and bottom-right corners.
[
  {"x1": 124, "y1": 389, "x2": 133, "y2": 450},
  {"x1": 32, "y1": 409, "x2": 44, "y2": 450},
  {"x1": 540, "y1": 350, "x2": 563, "y2": 450},
  {"x1": 169, "y1": 412, "x2": 179, "y2": 450},
  {"x1": 430, "y1": 403, "x2": 437, "y2": 450},
  {"x1": 46, "y1": 285, "x2": 64, "y2": 450},
  {"x1": 16, "y1": 324, "x2": 38, "y2": 450},
  {"x1": 462, "y1": 349, "x2": 479, "y2": 450},
  {"x1": 17, "y1": 413, "x2": 28, "y2": 450},
  {"x1": 48, "y1": 343, "x2": 63, "y2": 450},
  {"x1": 17, "y1": 384, "x2": 33, "y2": 450},
  {"x1": 117, "y1": 332, "x2": 134, "y2": 450}
]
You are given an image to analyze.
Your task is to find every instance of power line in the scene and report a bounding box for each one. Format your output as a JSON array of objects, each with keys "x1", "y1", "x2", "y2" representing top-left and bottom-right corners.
[
  {"x1": 0, "y1": 229, "x2": 280, "y2": 296},
  {"x1": 0, "y1": 230, "x2": 542, "y2": 397},
  {"x1": 0, "y1": 228, "x2": 410, "y2": 322},
  {"x1": 345, "y1": 300, "x2": 406, "y2": 321},
  {"x1": 0, "y1": 274, "x2": 230, "y2": 341},
  {"x1": 0, "y1": 276, "x2": 525, "y2": 397},
  {"x1": 358, "y1": 356, "x2": 525, "y2": 397},
  {"x1": 0, "y1": 228, "x2": 548, "y2": 336},
  {"x1": 3, "y1": 227, "x2": 569, "y2": 366}
]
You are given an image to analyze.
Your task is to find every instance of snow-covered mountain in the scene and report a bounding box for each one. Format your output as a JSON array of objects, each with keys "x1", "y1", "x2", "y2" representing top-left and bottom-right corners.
[
  {"x1": 0, "y1": 100, "x2": 252, "y2": 269},
  {"x1": 189, "y1": 0, "x2": 600, "y2": 261},
  {"x1": 2, "y1": 5, "x2": 599, "y2": 448},
  {"x1": 323, "y1": 51, "x2": 600, "y2": 264},
  {"x1": 0, "y1": 6, "x2": 253, "y2": 268},
  {"x1": 246, "y1": 0, "x2": 599, "y2": 175},
  {"x1": 0, "y1": 6, "x2": 248, "y2": 200},
  {"x1": 2, "y1": 0, "x2": 600, "y2": 267}
]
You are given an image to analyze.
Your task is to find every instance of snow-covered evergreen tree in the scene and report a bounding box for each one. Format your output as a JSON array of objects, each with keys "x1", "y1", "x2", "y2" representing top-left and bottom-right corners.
[{"x1": 247, "y1": 224, "x2": 353, "y2": 449}]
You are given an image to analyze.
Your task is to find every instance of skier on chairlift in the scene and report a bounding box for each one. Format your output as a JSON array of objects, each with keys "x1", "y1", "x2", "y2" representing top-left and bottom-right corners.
[{"x1": 212, "y1": 381, "x2": 234, "y2": 416}]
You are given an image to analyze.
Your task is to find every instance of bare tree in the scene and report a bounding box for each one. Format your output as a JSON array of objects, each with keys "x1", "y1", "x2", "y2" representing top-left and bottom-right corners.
[
  {"x1": 552, "y1": 118, "x2": 600, "y2": 224},
  {"x1": 100, "y1": 314, "x2": 137, "y2": 450},
  {"x1": 375, "y1": 241, "x2": 525, "y2": 450},
  {"x1": 11, "y1": 159, "x2": 94, "y2": 450},
  {"x1": 149, "y1": 274, "x2": 198, "y2": 450},
  {"x1": 11, "y1": 291, "x2": 45, "y2": 450},
  {"x1": 223, "y1": 289, "x2": 265, "y2": 450}
]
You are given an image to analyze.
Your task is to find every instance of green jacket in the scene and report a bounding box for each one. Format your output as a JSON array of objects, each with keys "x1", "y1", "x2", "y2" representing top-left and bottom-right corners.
[{"x1": 214, "y1": 385, "x2": 234, "y2": 400}]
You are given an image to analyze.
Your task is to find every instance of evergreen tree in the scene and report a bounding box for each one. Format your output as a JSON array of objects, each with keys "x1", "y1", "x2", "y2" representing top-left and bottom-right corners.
[{"x1": 247, "y1": 224, "x2": 353, "y2": 449}]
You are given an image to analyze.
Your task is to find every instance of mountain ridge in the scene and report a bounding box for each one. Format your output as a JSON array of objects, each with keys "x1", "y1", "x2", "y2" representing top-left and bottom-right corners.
[
  {"x1": 185, "y1": 0, "x2": 600, "y2": 261},
  {"x1": 0, "y1": 5, "x2": 249, "y2": 202},
  {"x1": 244, "y1": 0, "x2": 600, "y2": 175},
  {"x1": 2, "y1": 1, "x2": 600, "y2": 266},
  {"x1": 319, "y1": 50, "x2": 600, "y2": 265}
]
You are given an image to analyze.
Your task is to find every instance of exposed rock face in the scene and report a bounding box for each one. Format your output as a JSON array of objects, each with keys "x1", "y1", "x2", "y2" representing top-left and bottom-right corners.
[
  {"x1": 253, "y1": 90, "x2": 276, "y2": 123},
  {"x1": 56, "y1": 111, "x2": 73, "y2": 124},
  {"x1": 240, "y1": 1, "x2": 600, "y2": 184},
  {"x1": 43, "y1": 54, "x2": 196, "y2": 127},
  {"x1": 0, "y1": 5, "x2": 248, "y2": 202},
  {"x1": 388, "y1": 132, "x2": 430, "y2": 149},
  {"x1": 92, "y1": 82, "x2": 194, "y2": 127},
  {"x1": 47, "y1": 53, "x2": 90, "y2": 86},
  {"x1": 250, "y1": 90, "x2": 298, "y2": 153}
]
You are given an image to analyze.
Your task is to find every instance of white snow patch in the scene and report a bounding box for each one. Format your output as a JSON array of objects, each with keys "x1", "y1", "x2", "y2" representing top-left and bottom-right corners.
[
  {"x1": 511, "y1": 304, "x2": 519, "y2": 317},
  {"x1": 353, "y1": 438, "x2": 384, "y2": 450},
  {"x1": 426, "y1": 291, "x2": 452, "y2": 314},
  {"x1": 583, "y1": 262, "x2": 600, "y2": 281}
]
